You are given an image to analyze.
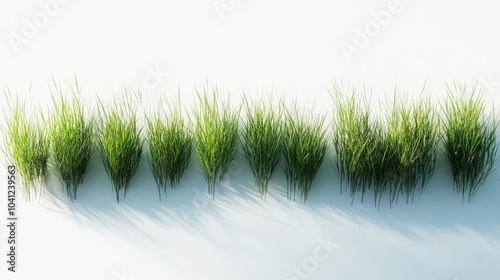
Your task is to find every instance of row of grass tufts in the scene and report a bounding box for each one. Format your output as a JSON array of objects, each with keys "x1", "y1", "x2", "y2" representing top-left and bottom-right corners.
[
  {"x1": 332, "y1": 87, "x2": 380, "y2": 204},
  {"x1": 333, "y1": 89, "x2": 441, "y2": 207},
  {"x1": 3, "y1": 83, "x2": 498, "y2": 204}
]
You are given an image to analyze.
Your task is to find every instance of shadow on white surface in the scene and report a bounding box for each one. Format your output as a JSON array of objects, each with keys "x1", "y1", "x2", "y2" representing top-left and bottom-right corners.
[{"x1": 20, "y1": 148, "x2": 499, "y2": 280}]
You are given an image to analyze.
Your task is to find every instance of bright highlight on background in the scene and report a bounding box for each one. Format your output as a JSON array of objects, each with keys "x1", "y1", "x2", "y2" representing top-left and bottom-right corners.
[{"x1": 1, "y1": 0, "x2": 500, "y2": 280}]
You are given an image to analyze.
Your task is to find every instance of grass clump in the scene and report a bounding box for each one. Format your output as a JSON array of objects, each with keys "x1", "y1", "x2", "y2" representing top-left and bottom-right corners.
[
  {"x1": 282, "y1": 102, "x2": 327, "y2": 203},
  {"x1": 146, "y1": 96, "x2": 193, "y2": 201},
  {"x1": 5, "y1": 97, "x2": 50, "y2": 201},
  {"x1": 193, "y1": 86, "x2": 239, "y2": 199},
  {"x1": 333, "y1": 85, "x2": 440, "y2": 207},
  {"x1": 332, "y1": 88, "x2": 382, "y2": 203},
  {"x1": 443, "y1": 82, "x2": 498, "y2": 201},
  {"x1": 241, "y1": 96, "x2": 281, "y2": 199},
  {"x1": 385, "y1": 96, "x2": 440, "y2": 205},
  {"x1": 49, "y1": 84, "x2": 93, "y2": 202},
  {"x1": 97, "y1": 94, "x2": 143, "y2": 202}
]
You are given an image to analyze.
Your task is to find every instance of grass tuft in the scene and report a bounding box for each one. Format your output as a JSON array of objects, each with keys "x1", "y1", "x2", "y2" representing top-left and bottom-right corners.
[
  {"x1": 5, "y1": 95, "x2": 50, "y2": 201},
  {"x1": 332, "y1": 85, "x2": 440, "y2": 207},
  {"x1": 443, "y1": 82, "x2": 498, "y2": 201},
  {"x1": 385, "y1": 94, "x2": 440, "y2": 205},
  {"x1": 193, "y1": 86, "x2": 239, "y2": 199},
  {"x1": 49, "y1": 83, "x2": 93, "y2": 201},
  {"x1": 241, "y1": 95, "x2": 281, "y2": 199},
  {"x1": 96, "y1": 92, "x2": 143, "y2": 202},
  {"x1": 332, "y1": 87, "x2": 381, "y2": 204},
  {"x1": 282, "y1": 102, "x2": 327, "y2": 203},
  {"x1": 146, "y1": 95, "x2": 193, "y2": 201}
]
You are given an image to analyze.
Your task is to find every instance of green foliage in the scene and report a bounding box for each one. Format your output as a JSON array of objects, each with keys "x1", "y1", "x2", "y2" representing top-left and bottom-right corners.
[
  {"x1": 332, "y1": 85, "x2": 439, "y2": 207},
  {"x1": 193, "y1": 86, "x2": 239, "y2": 199},
  {"x1": 385, "y1": 96, "x2": 440, "y2": 205},
  {"x1": 147, "y1": 96, "x2": 193, "y2": 201},
  {"x1": 96, "y1": 93, "x2": 143, "y2": 202},
  {"x1": 282, "y1": 102, "x2": 327, "y2": 203},
  {"x1": 3, "y1": 81, "x2": 498, "y2": 205},
  {"x1": 332, "y1": 88, "x2": 380, "y2": 203},
  {"x1": 49, "y1": 83, "x2": 93, "y2": 201},
  {"x1": 5, "y1": 96, "x2": 50, "y2": 201},
  {"x1": 443, "y1": 82, "x2": 498, "y2": 201},
  {"x1": 241, "y1": 96, "x2": 281, "y2": 199}
]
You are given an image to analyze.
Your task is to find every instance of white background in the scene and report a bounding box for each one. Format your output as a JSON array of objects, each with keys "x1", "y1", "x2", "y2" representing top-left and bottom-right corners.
[{"x1": 1, "y1": 0, "x2": 500, "y2": 279}]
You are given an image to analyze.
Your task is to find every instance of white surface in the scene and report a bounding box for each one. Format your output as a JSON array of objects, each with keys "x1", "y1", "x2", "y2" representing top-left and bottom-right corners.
[{"x1": 1, "y1": 0, "x2": 500, "y2": 279}]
